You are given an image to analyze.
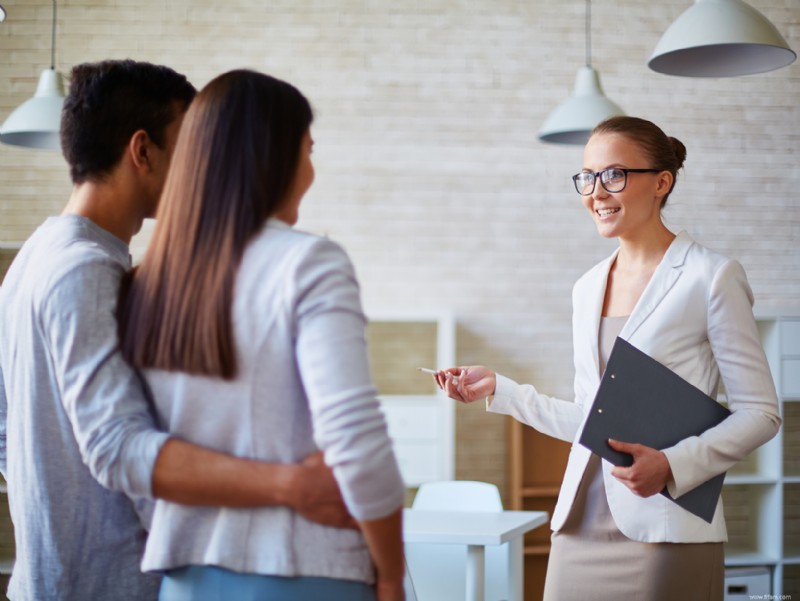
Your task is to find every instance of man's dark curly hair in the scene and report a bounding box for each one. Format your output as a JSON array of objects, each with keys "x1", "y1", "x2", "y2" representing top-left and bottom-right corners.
[{"x1": 60, "y1": 59, "x2": 196, "y2": 183}]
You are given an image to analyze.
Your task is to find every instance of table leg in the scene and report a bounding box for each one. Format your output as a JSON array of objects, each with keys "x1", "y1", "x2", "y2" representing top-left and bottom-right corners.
[
  {"x1": 508, "y1": 536, "x2": 524, "y2": 601},
  {"x1": 465, "y1": 544, "x2": 485, "y2": 601}
]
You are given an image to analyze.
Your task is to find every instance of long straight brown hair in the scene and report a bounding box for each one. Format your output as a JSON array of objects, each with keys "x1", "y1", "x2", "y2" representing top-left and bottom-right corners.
[{"x1": 119, "y1": 70, "x2": 313, "y2": 378}]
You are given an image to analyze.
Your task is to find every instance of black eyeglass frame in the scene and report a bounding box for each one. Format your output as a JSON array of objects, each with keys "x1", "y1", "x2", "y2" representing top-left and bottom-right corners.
[{"x1": 572, "y1": 168, "x2": 662, "y2": 196}]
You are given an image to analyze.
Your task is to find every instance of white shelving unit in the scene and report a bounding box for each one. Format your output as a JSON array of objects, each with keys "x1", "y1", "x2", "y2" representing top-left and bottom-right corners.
[
  {"x1": 722, "y1": 311, "x2": 800, "y2": 596},
  {"x1": 366, "y1": 313, "x2": 455, "y2": 487}
]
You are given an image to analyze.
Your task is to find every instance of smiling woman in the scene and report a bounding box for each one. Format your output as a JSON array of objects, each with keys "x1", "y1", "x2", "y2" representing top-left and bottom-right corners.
[
  {"x1": 577, "y1": 118, "x2": 685, "y2": 251},
  {"x1": 432, "y1": 116, "x2": 781, "y2": 601}
]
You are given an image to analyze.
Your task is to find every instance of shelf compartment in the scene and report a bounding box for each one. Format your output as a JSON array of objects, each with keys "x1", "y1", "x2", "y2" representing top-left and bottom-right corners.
[
  {"x1": 785, "y1": 484, "x2": 800, "y2": 557},
  {"x1": 721, "y1": 378, "x2": 781, "y2": 480},
  {"x1": 781, "y1": 320, "x2": 800, "y2": 356},
  {"x1": 784, "y1": 564, "x2": 800, "y2": 598},
  {"x1": 524, "y1": 544, "x2": 550, "y2": 555},
  {"x1": 783, "y1": 402, "x2": 800, "y2": 477},
  {"x1": 367, "y1": 315, "x2": 455, "y2": 487},
  {"x1": 783, "y1": 360, "x2": 800, "y2": 400},
  {"x1": 0, "y1": 496, "x2": 13, "y2": 573},
  {"x1": 520, "y1": 430, "x2": 569, "y2": 491},
  {"x1": 725, "y1": 442, "x2": 781, "y2": 481},
  {"x1": 523, "y1": 554, "x2": 549, "y2": 601},
  {"x1": 722, "y1": 483, "x2": 780, "y2": 561},
  {"x1": 780, "y1": 319, "x2": 800, "y2": 399},
  {"x1": 367, "y1": 320, "x2": 439, "y2": 396},
  {"x1": 0, "y1": 246, "x2": 21, "y2": 284},
  {"x1": 724, "y1": 552, "x2": 776, "y2": 566},
  {"x1": 521, "y1": 495, "x2": 554, "y2": 550}
]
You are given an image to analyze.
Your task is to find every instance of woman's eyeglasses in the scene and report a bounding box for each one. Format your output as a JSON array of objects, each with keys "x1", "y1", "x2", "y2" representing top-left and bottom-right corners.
[{"x1": 572, "y1": 168, "x2": 661, "y2": 196}]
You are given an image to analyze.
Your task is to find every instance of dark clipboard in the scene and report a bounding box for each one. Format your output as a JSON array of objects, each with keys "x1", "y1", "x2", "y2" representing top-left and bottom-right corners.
[{"x1": 578, "y1": 337, "x2": 731, "y2": 523}]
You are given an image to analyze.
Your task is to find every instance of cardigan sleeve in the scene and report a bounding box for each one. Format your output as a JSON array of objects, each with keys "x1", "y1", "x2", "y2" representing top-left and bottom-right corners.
[{"x1": 293, "y1": 239, "x2": 405, "y2": 521}]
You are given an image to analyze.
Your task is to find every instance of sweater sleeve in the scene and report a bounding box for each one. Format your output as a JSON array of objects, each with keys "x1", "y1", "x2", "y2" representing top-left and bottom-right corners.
[
  {"x1": 42, "y1": 256, "x2": 169, "y2": 500},
  {"x1": 293, "y1": 239, "x2": 405, "y2": 521}
]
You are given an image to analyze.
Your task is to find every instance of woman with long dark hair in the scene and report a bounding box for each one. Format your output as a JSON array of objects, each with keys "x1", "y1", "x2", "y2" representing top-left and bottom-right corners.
[{"x1": 119, "y1": 69, "x2": 405, "y2": 601}]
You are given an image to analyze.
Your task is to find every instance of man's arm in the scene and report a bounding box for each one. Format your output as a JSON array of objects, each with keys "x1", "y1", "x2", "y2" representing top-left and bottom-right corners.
[
  {"x1": 154, "y1": 443, "x2": 355, "y2": 527},
  {"x1": 45, "y1": 257, "x2": 351, "y2": 526}
]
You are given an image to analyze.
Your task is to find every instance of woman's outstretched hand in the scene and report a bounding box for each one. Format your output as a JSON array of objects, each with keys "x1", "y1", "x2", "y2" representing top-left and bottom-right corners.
[{"x1": 431, "y1": 366, "x2": 497, "y2": 404}]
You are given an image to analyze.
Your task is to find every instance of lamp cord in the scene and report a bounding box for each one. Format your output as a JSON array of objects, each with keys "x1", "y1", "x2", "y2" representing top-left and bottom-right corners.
[
  {"x1": 50, "y1": 0, "x2": 56, "y2": 69},
  {"x1": 585, "y1": 0, "x2": 591, "y2": 68}
]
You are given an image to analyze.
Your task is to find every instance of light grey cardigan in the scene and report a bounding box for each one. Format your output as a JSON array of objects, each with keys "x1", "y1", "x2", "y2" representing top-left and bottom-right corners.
[{"x1": 141, "y1": 219, "x2": 404, "y2": 582}]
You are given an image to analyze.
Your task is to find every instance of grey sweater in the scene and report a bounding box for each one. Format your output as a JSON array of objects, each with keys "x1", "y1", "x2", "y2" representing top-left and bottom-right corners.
[{"x1": 0, "y1": 215, "x2": 167, "y2": 601}]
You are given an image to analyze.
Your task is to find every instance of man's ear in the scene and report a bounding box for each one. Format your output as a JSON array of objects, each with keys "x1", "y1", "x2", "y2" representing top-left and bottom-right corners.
[{"x1": 128, "y1": 129, "x2": 153, "y2": 172}]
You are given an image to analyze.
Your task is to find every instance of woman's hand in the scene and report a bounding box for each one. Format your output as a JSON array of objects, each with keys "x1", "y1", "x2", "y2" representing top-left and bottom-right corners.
[
  {"x1": 607, "y1": 439, "x2": 673, "y2": 498},
  {"x1": 432, "y1": 366, "x2": 496, "y2": 404}
]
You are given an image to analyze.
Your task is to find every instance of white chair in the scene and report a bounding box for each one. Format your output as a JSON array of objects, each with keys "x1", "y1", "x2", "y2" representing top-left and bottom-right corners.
[{"x1": 405, "y1": 480, "x2": 510, "y2": 601}]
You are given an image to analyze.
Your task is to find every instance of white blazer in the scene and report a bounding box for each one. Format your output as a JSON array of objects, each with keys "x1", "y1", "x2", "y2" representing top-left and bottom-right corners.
[{"x1": 489, "y1": 231, "x2": 781, "y2": 543}]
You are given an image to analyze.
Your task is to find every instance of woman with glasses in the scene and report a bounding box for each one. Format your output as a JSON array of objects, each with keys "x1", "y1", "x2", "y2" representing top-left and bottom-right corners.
[
  {"x1": 117, "y1": 70, "x2": 405, "y2": 601},
  {"x1": 432, "y1": 116, "x2": 780, "y2": 600}
]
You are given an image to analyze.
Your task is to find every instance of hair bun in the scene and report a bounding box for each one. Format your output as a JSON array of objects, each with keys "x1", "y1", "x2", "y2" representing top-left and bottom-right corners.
[{"x1": 669, "y1": 137, "x2": 687, "y2": 170}]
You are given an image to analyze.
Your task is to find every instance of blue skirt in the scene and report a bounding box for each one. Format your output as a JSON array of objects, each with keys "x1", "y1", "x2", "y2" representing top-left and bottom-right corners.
[{"x1": 159, "y1": 565, "x2": 376, "y2": 601}]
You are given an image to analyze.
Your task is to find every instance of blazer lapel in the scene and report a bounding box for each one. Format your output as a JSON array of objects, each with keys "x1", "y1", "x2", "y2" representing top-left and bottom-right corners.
[
  {"x1": 620, "y1": 231, "x2": 693, "y2": 340},
  {"x1": 581, "y1": 249, "x2": 618, "y2": 385}
]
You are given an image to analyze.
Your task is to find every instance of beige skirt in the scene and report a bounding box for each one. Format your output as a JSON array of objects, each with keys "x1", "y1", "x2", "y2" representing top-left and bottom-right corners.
[{"x1": 542, "y1": 455, "x2": 724, "y2": 601}]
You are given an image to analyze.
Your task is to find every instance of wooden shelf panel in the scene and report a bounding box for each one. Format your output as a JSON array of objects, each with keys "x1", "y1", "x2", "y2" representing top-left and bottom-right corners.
[
  {"x1": 520, "y1": 485, "x2": 560, "y2": 497},
  {"x1": 520, "y1": 429, "x2": 570, "y2": 489},
  {"x1": 524, "y1": 544, "x2": 550, "y2": 556},
  {"x1": 523, "y1": 554, "x2": 549, "y2": 601}
]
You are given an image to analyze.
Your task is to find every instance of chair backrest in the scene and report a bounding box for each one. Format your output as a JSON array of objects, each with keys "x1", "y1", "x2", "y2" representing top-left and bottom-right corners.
[
  {"x1": 412, "y1": 480, "x2": 503, "y2": 512},
  {"x1": 405, "y1": 480, "x2": 509, "y2": 601}
]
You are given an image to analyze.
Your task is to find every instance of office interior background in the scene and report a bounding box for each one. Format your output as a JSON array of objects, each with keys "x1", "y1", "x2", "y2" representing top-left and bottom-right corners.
[{"x1": 0, "y1": 0, "x2": 798, "y2": 596}]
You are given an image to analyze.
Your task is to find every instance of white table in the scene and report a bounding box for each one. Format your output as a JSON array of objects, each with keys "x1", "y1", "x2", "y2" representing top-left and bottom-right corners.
[{"x1": 403, "y1": 509, "x2": 548, "y2": 601}]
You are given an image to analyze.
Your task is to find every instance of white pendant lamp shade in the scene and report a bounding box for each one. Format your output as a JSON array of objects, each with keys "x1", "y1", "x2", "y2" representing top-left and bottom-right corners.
[
  {"x1": 538, "y1": 66, "x2": 625, "y2": 145},
  {"x1": 0, "y1": 68, "x2": 65, "y2": 150},
  {"x1": 1, "y1": 0, "x2": 66, "y2": 150},
  {"x1": 649, "y1": 0, "x2": 796, "y2": 77}
]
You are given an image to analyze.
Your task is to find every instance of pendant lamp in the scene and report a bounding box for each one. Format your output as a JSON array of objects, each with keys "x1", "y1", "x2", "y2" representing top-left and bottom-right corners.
[
  {"x1": 648, "y1": 0, "x2": 796, "y2": 77},
  {"x1": 0, "y1": 6, "x2": 6, "y2": 22},
  {"x1": 0, "y1": 0, "x2": 65, "y2": 150},
  {"x1": 538, "y1": 0, "x2": 625, "y2": 145}
]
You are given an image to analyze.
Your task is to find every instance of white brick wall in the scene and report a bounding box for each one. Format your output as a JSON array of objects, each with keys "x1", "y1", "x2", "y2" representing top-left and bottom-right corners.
[{"x1": 1, "y1": 0, "x2": 798, "y2": 497}]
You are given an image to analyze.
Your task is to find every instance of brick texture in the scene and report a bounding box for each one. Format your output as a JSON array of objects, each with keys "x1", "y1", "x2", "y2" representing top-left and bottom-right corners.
[{"x1": 1, "y1": 0, "x2": 798, "y2": 502}]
